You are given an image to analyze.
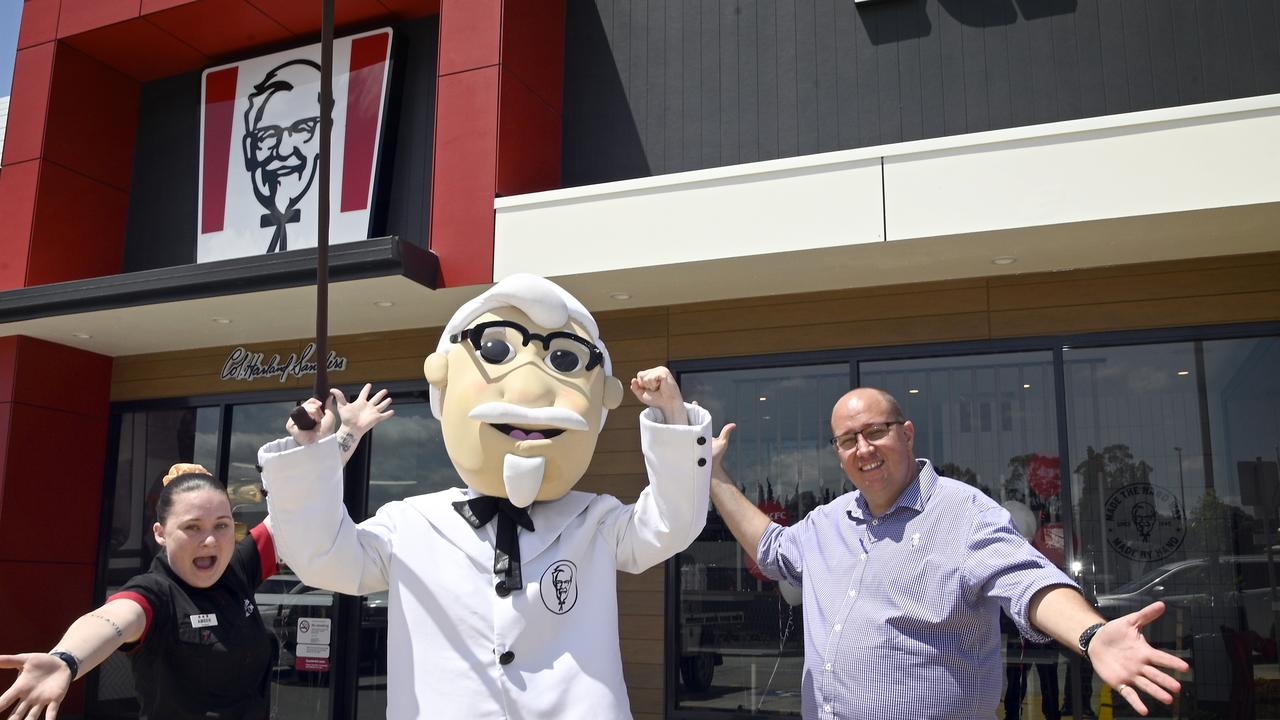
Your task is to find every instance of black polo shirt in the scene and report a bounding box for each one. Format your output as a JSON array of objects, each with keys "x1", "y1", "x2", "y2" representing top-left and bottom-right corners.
[{"x1": 109, "y1": 525, "x2": 278, "y2": 720}]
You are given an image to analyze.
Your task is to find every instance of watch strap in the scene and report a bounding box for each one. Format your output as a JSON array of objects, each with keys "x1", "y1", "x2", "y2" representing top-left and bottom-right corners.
[
  {"x1": 1078, "y1": 622, "x2": 1106, "y2": 660},
  {"x1": 48, "y1": 650, "x2": 80, "y2": 681}
]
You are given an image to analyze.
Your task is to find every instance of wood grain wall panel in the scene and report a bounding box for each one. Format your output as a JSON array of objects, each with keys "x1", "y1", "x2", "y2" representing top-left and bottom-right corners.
[
  {"x1": 618, "y1": 568, "x2": 663, "y2": 593},
  {"x1": 990, "y1": 291, "x2": 1280, "y2": 338},
  {"x1": 622, "y1": 657, "x2": 663, "y2": 686}
]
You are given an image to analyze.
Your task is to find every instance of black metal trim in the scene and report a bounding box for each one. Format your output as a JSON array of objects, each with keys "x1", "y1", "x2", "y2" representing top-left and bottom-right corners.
[{"x1": 0, "y1": 236, "x2": 439, "y2": 324}]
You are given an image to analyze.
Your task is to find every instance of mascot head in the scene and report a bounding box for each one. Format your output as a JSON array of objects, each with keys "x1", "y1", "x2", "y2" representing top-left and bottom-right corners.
[{"x1": 424, "y1": 275, "x2": 624, "y2": 506}]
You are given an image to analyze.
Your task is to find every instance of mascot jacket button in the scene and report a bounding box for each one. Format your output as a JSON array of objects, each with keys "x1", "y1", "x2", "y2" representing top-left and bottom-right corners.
[
  {"x1": 495, "y1": 580, "x2": 510, "y2": 597},
  {"x1": 499, "y1": 651, "x2": 516, "y2": 665},
  {"x1": 697, "y1": 458, "x2": 707, "y2": 467},
  {"x1": 697, "y1": 436, "x2": 707, "y2": 445}
]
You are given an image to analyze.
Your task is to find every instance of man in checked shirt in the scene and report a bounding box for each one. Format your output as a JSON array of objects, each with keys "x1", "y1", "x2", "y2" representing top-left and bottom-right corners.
[{"x1": 707, "y1": 387, "x2": 1188, "y2": 720}]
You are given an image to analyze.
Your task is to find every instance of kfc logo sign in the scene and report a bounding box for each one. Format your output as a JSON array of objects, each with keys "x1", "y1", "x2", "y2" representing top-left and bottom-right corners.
[{"x1": 198, "y1": 29, "x2": 392, "y2": 262}]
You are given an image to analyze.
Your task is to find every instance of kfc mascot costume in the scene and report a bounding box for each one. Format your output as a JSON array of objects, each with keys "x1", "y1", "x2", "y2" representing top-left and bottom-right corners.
[{"x1": 258, "y1": 275, "x2": 713, "y2": 719}]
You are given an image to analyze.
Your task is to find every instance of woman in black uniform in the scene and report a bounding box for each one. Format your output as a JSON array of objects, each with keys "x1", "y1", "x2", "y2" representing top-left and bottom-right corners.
[{"x1": 0, "y1": 385, "x2": 392, "y2": 720}]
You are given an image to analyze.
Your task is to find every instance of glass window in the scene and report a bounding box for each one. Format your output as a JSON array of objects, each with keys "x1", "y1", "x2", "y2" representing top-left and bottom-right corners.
[
  {"x1": 92, "y1": 406, "x2": 220, "y2": 717},
  {"x1": 674, "y1": 364, "x2": 848, "y2": 715},
  {"x1": 355, "y1": 400, "x2": 455, "y2": 719},
  {"x1": 1067, "y1": 337, "x2": 1280, "y2": 719}
]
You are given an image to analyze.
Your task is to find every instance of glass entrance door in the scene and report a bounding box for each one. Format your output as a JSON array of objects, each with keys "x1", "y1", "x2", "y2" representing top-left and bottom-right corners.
[{"x1": 227, "y1": 401, "x2": 341, "y2": 720}]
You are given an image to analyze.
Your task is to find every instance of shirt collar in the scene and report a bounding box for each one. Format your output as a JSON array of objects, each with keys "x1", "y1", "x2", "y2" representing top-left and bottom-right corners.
[{"x1": 849, "y1": 459, "x2": 939, "y2": 520}]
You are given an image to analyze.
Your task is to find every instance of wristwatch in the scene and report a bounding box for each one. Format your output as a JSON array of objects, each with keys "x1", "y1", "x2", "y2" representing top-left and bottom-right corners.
[
  {"x1": 48, "y1": 650, "x2": 80, "y2": 680},
  {"x1": 1078, "y1": 622, "x2": 1107, "y2": 660}
]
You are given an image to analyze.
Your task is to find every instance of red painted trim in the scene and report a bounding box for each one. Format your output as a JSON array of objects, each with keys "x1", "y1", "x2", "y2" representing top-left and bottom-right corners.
[
  {"x1": 2, "y1": 44, "x2": 56, "y2": 167},
  {"x1": 0, "y1": 161, "x2": 39, "y2": 291},
  {"x1": 438, "y1": 0, "x2": 501, "y2": 76},
  {"x1": 17, "y1": 0, "x2": 60, "y2": 49},
  {"x1": 56, "y1": 0, "x2": 142, "y2": 39},
  {"x1": 107, "y1": 591, "x2": 155, "y2": 645},
  {"x1": 200, "y1": 67, "x2": 238, "y2": 235},
  {"x1": 250, "y1": 523, "x2": 277, "y2": 583},
  {"x1": 341, "y1": 32, "x2": 390, "y2": 213},
  {"x1": 430, "y1": 67, "x2": 499, "y2": 287}
]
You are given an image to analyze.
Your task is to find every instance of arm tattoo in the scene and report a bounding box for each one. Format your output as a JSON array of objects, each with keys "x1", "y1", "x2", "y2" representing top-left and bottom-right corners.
[
  {"x1": 337, "y1": 429, "x2": 355, "y2": 454},
  {"x1": 90, "y1": 613, "x2": 124, "y2": 638}
]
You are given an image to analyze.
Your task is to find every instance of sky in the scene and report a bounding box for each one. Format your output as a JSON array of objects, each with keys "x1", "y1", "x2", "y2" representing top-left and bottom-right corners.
[{"x1": 1, "y1": 0, "x2": 20, "y2": 97}]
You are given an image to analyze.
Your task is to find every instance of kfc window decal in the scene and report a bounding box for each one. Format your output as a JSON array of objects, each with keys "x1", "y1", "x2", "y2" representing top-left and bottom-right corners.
[{"x1": 198, "y1": 28, "x2": 392, "y2": 262}]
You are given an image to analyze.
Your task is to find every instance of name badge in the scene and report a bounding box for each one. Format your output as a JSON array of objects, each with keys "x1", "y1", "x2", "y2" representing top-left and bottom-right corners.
[{"x1": 190, "y1": 613, "x2": 219, "y2": 628}]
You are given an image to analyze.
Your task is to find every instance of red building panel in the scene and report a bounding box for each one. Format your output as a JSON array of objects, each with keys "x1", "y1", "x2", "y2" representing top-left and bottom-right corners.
[
  {"x1": 64, "y1": 16, "x2": 210, "y2": 82},
  {"x1": 496, "y1": 72, "x2": 561, "y2": 197},
  {"x1": 247, "y1": 0, "x2": 392, "y2": 35},
  {"x1": 16, "y1": 0, "x2": 61, "y2": 49},
  {"x1": 0, "y1": 162, "x2": 39, "y2": 290},
  {"x1": 27, "y1": 161, "x2": 130, "y2": 285},
  {"x1": 438, "y1": 0, "x2": 501, "y2": 76},
  {"x1": 141, "y1": 0, "x2": 199, "y2": 12},
  {"x1": 0, "y1": 338, "x2": 16, "y2": 403},
  {"x1": 0, "y1": 403, "x2": 108, "y2": 565},
  {"x1": 44, "y1": 44, "x2": 141, "y2": 192},
  {"x1": 1, "y1": 44, "x2": 55, "y2": 166},
  {"x1": 381, "y1": 0, "x2": 439, "y2": 18},
  {"x1": 8, "y1": 337, "x2": 113, "y2": 418},
  {"x1": 499, "y1": 0, "x2": 565, "y2": 111},
  {"x1": 56, "y1": 0, "x2": 143, "y2": 39},
  {"x1": 0, "y1": 559, "x2": 97, "y2": 714},
  {"x1": 145, "y1": 0, "x2": 293, "y2": 59},
  {"x1": 431, "y1": 67, "x2": 500, "y2": 286}
]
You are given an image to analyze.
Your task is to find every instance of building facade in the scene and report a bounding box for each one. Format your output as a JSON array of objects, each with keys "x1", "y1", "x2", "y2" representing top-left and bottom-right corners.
[{"x1": 0, "y1": 1, "x2": 1277, "y2": 719}]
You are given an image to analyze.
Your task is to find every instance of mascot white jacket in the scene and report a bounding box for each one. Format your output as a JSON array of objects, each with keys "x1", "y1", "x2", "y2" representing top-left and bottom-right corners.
[{"x1": 258, "y1": 274, "x2": 713, "y2": 719}]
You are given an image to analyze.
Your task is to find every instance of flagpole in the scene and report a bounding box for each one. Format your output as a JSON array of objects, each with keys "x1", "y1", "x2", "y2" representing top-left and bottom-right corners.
[{"x1": 290, "y1": 0, "x2": 334, "y2": 431}]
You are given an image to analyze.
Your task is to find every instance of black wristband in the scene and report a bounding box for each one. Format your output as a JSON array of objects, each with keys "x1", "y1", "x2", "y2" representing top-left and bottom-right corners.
[
  {"x1": 1078, "y1": 622, "x2": 1106, "y2": 660},
  {"x1": 49, "y1": 650, "x2": 80, "y2": 680}
]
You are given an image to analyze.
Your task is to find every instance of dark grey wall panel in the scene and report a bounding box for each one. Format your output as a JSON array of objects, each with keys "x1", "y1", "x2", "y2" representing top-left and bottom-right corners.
[
  {"x1": 123, "y1": 17, "x2": 438, "y2": 273},
  {"x1": 563, "y1": 0, "x2": 1280, "y2": 187}
]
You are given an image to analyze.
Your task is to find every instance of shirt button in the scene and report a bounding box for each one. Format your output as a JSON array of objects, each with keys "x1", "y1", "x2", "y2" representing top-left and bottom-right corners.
[
  {"x1": 697, "y1": 458, "x2": 707, "y2": 467},
  {"x1": 697, "y1": 436, "x2": 707, "y2": 445},
  {"x1": 495, "y1": 580, "x2": 510, "y2": 597},
  {"x1": 824, "y1": 703, "x2": 833, "y2": 713},
  {"x1": 848, "y1": 590, "x2": 856, "y2": 598},
  {"x1": 824, "y1": 662, "x2": 833, "y2": 671},
  {"x1": 833, "y1": 624, "x2": 842, "y2": 632},
  {"x1": 871, "y1": 518, "x2": 879, "y2": 526},
  {"x1": 499, "y1": 650, "x2": 515, "y2": 665},
  {"x1": 861, "y1": 553, "x2": 867, "y2": 561}
]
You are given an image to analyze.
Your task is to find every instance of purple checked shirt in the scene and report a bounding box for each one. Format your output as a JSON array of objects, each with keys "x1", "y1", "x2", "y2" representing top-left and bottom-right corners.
[{"x1": 757, "y1": 460, "x2": 1076, "y2": 720}]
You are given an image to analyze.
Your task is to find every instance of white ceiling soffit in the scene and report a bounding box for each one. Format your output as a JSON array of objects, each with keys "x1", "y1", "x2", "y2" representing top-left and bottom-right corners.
[{"x1": 495, "y1": 93, "x2": 1280, "y2": 304}]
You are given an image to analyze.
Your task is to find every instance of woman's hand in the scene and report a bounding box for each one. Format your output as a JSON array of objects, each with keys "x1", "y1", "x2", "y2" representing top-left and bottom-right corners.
[
  {"x1": 0, "y1": 652, "x2": 74, "y2": 720},
  {"x1": 333, "y1": 384, "x2": 395, "y2": 436}
]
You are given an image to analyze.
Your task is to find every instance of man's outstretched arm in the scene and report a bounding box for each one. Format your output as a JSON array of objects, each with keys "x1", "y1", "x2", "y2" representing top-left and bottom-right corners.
[
  {"x1": 1029, "y1": 587, "x2": 1189, "y2": 717},
  {"x1": 707, "y1": 423, "x2": 772, "y2": 562}
]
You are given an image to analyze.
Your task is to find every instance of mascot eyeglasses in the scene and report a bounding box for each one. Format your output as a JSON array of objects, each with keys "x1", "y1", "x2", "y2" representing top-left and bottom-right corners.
[{"x1": 450, "y1": 320, "x2": 605, "y2": 374}]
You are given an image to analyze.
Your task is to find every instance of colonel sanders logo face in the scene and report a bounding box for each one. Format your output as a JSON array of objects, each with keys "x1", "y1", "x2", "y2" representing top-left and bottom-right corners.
[
  {"x1": 1104, "y1": 483, "x2": 1185, "y2": 562},
  {"x1": 241, "y1": 59, "x2": 324, "y2": 253}
]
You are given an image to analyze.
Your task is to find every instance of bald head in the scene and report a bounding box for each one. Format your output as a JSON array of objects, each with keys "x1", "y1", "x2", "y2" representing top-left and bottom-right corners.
[{"x1": 832, "y1": 388, "x2": 905, "y2": 427}]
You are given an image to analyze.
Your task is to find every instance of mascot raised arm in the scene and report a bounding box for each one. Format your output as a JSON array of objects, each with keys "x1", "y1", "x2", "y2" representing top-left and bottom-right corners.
[{"x1": 258, "y1": 274, "x2": 713, "y2": 720}]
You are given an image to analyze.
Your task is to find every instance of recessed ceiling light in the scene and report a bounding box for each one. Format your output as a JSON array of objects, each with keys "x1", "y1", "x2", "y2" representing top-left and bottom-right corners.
[
  {"x1": 71, "y1": 332, "x2": 91, "y2": 339},
  {"x1": 759, "y1": 396, "x2": 768, "y2": 401},
  {"x1": 762, "y1": 415, "x2": 771, "y2": 420},
  {"x1": 1177, "y1": 370, "x2": 1190, "y2": 376},
  {"x1": 374, "y1": 301, "x2": 395, "y2": 308},
  {"x1": 992, "y1": 256, "x2": 1017, "y2": 265},
  {"x1": 211, "y1": 317, "x2": 232, "y2": 324},
  {"x1": 908, "y1": 389, "x2": 920, "y2": 394},
  {"x1": 1023, "y1": 383, "x2": 1032, "y2": 389},
  {"x1": 609, "y1": 292, "x2": 631, "y2": 301}
]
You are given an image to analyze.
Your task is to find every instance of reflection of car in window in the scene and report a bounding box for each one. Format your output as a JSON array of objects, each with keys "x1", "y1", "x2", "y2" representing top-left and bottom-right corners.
[{"x1": 1096, "y1": 554, "x2": 1278, "y2": 656}]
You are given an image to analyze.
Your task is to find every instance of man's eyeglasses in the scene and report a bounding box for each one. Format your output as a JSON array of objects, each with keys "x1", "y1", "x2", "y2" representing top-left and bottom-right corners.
[
  {"x1": 450, "y1": 320, "x2": 605, "y2": 374},
  {"x1": 828, "y1": 421, "x2": 904, "y2": 452}
]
